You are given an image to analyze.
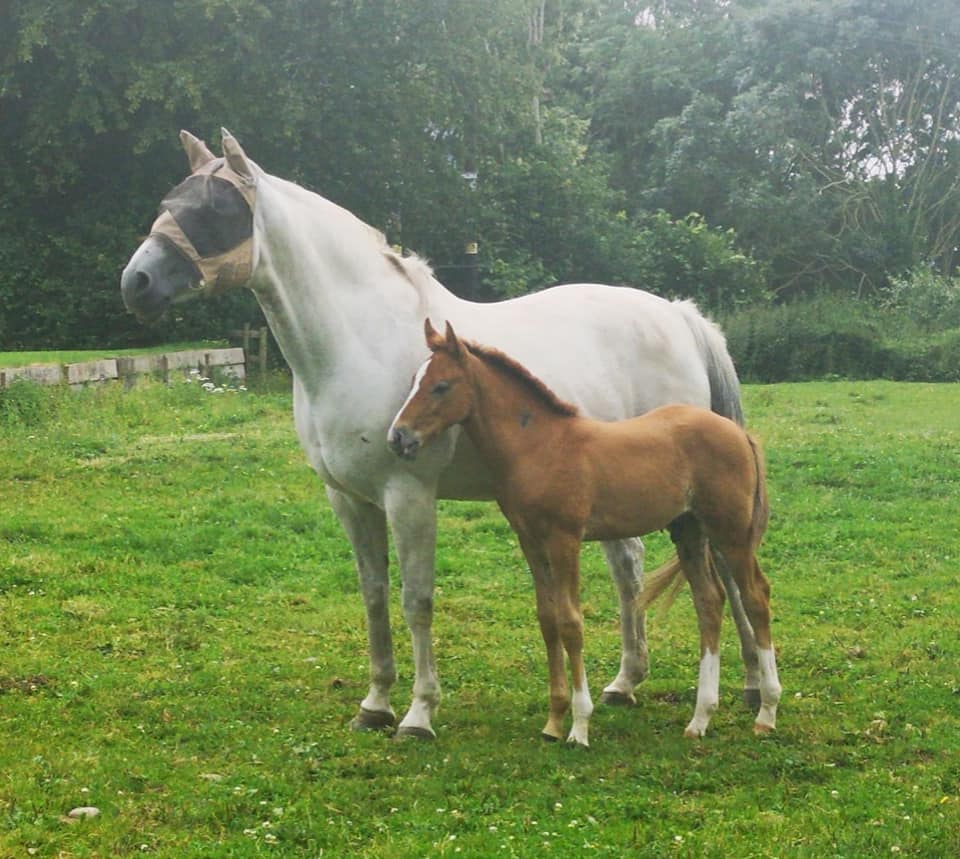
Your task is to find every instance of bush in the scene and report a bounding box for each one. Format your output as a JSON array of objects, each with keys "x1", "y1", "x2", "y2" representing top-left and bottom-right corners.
[
  {"x1": 880, "y1": 268, "x2": 960, "y2": 332},
  {"x1": 724, "y1": 295, "x2": 960, "y2": 382}
]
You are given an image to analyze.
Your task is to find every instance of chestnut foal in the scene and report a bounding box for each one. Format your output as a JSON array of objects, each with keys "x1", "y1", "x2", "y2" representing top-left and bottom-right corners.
[{"x1": 388, "y1": 320, "x2": 780, "y2": 746}]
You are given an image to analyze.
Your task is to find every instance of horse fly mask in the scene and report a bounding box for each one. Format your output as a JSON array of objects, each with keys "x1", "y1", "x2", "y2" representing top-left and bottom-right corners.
[{"x1": 149, "y1": 158, "x2": 256, "y2": 294}]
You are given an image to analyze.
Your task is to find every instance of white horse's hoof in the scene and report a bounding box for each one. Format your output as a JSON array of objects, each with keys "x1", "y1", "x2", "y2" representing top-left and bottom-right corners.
[
  {"x1": 753, "y1": 720, "x2": 776, "y2": 736},
  {"x1": 395, "y1": 725, "x2": 436, "y2": 741},
  {"x1": 351, "y1": 707, "x2": 396, "y2": 733},
  {"x1": 600, "y1": 689, "x2": 637, "y2": 707}
]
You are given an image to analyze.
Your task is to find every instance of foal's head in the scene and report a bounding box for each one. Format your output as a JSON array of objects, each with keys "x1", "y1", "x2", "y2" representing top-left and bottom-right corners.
[{"x1": 388, "y1": 320, "x2": 474, "y2": 460}]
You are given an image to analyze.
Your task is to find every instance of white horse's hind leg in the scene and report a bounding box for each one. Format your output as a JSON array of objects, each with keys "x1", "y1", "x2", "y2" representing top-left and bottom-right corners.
[
  {"x1": 712, "y1": 551, "x2": 762, "y2": 709},
  {"x1": 600, "y1": 538, "x2": 649, "y2": 706},
  {"x1": 326, "y1": 488, "x2": 396, "y2": 731},
  {"x1": 384, "y1": 481, "x2": 441, "y2": 740}
]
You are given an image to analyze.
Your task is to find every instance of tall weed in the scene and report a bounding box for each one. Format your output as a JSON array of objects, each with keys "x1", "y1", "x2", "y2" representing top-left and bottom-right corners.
[{"x1": 0, "y1": 381, "x2": 59, "y2": 428}]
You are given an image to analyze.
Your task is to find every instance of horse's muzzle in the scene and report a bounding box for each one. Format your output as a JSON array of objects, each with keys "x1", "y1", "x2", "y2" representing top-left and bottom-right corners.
[
  {"x1": 121, "y1": 236, "x2": 201, "y2": 322},
  {"x1": 388, "y1": 426, "x2": 421, "y2": 460}
]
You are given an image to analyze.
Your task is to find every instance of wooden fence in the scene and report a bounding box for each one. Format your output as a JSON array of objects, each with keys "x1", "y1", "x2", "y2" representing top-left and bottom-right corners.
[{"x1": 0, "y1": 347, "x2": 247, "y2": 390}]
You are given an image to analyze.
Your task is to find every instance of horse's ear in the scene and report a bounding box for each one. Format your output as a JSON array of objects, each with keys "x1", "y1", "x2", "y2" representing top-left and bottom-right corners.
[
  {"x1": 221, "y1": 128, "x2": 254, "y2": 180},
  {"x1": 424, "y1": 318, "x2": 445, "y2": 351},
  {"x1": 444, "y1": 321, "x2": 463, "y2": 357},
  {"x1": 180, "y1": 130, "x2": 216, "y2": 172}
]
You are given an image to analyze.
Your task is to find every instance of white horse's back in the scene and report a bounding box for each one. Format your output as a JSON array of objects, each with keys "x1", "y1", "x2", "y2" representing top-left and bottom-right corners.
[{"x1": 451, "y1": 284, "x2": 714, "y2": 417}]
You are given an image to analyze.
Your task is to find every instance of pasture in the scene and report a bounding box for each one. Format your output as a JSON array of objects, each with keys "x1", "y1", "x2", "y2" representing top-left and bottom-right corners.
[{"x1": 0, "y1": 376, "x2": 958, "y2": 857}]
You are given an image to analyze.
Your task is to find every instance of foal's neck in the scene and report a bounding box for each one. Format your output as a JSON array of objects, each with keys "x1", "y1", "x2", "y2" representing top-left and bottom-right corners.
[{"x1": 461, "y1": 351, "x2": 573, "y2": 474}]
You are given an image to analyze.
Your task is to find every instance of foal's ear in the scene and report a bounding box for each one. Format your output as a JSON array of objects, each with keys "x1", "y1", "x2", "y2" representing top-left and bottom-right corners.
[
  {"x1": 180, "y1": 130, "x2": 216, "y2": 173},
  {"x1": 443, "y1": 321, "x2": 463, "y2": 357},
  {"x1": 221, "y1": 128, "x2": 255, "y2": 181},
  {"x1": 424, "y1": 318, "x2": 445, "y2": 351}
]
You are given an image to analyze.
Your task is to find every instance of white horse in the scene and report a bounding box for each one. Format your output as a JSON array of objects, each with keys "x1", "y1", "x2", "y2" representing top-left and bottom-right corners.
[{"x1": 121, "y1": 130, "x2": 758, "y2": 740}]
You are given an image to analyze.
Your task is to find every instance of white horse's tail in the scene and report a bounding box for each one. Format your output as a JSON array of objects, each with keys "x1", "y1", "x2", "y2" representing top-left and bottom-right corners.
[{"x1": 675, "y1": 299, "x2": 744, "y2": 426}]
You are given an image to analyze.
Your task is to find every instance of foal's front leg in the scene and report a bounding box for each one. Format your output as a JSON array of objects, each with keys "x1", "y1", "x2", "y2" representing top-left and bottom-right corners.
[
  {"x1": 545, "y1": 530, "x2": 593, "y2": 747},
  {"x1": 517, "y1": 533, "x2": 569, "y2": 743}
]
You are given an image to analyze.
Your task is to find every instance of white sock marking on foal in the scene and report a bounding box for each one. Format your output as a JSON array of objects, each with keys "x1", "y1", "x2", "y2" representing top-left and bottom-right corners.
[
  {"x1": 685, "y1": 649, "x2": 720, "y2": 738},
  {"x1": 387, "y1": 356, "x2": 433, "y2": 439},
  {"x1": 568, "y1": 686, "x2": 594, "y2": 747},
  {"x1": 755, "y1": 647, "x2": 782, "y2": 730}
]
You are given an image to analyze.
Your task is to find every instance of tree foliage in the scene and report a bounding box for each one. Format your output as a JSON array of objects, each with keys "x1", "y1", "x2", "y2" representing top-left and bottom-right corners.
[
  {"x1": 586, "y1": 0, "x2": 960, "y2": 297},
  {"x1": 1, "y1": 0, "x2": 958, "y2": 348}
]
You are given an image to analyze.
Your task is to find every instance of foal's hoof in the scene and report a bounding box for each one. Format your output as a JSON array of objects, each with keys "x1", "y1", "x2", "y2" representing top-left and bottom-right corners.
[
  {"x1": 350, "y1": 707, "x2": 396, "y2": 734},
  {"x1": 541, "y1": 731, "x2": 562, "y2": 744},
  {"x1": 600, "y1": 689, "x2": 637, "y2": 707},
  {"x1": 395, "y1": 725, "x2": 437, "y2": 742},
  {"x1": 743, "y1": 688, "x2": 762, "y2": 710}
]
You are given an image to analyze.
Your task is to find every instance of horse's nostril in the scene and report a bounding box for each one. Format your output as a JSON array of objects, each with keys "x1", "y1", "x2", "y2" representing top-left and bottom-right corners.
[{"x1": 133, "y1": 270, "x2": 151, "y2": 295}]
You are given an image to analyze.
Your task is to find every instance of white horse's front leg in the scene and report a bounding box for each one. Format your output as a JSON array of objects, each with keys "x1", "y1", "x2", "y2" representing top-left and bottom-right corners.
[
  {"x1": 385, "y1": 480, "x2": 441, "y2": 740},
  {"x1": 326, "y1": 488, "x2": 396, "y2": 731},
  {"x1": 600, "y1": 538, "x2": 649, "y2": 706}
]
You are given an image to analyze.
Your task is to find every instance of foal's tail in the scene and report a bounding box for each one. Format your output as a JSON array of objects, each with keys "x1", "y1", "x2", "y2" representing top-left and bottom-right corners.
[{"x1": 637, "y1": 555, "x2": 685, "y2": 614}]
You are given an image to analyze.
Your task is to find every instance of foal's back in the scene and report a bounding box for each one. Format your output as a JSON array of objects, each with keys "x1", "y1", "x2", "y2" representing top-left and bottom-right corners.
[{"x1": 565, "y1": 404, "x2": 759, "y2": 542}]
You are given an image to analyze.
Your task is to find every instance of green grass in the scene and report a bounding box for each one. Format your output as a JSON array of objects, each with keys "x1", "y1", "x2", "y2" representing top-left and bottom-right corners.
[
  {"x1": 0, "y1": 342, "x2": 228, "y2": 368},
  {"x1": 1, "y1": 378, "x2": 958, "y2": 856}
]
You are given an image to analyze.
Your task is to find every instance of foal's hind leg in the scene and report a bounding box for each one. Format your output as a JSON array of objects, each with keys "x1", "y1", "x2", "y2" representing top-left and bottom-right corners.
[
  {"x1": 714, "y1": 547, "x2": 781, "y2": 734},
  {"x1": 600, "y1": 538, "x2": 648, "y2": 706},
  {"x1": 676, "y1": 525, "x2": 726, "y2": 738}
]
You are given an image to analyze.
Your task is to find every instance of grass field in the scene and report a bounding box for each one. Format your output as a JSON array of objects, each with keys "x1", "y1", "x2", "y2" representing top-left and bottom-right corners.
[{"x1": 1, "y1": 376, "x2": 958, "y2": 857}]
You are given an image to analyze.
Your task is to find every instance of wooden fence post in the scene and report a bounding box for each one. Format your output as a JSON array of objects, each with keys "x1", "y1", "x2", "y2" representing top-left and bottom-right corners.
[
  {"x1": 258, "y1": 326, "x2": 268, "y2": 380},
  {"x1": 242, "y1": 323, "x2": 252, "y2": 366}
]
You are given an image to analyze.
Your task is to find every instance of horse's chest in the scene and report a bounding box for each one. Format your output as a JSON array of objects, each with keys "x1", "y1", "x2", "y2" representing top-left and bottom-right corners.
[{"x1": 293, "y1": 400, "x2": 384, "y2": 498}]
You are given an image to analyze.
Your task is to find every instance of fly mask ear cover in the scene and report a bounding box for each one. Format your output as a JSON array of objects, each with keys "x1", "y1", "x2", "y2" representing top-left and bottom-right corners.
[{"x1": 149, "y1": 158, "x2": 257, "y2": 294}]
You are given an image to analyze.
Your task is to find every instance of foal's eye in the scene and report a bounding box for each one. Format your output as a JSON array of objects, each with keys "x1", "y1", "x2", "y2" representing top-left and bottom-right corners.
[{"x1": 431, "y1": 381, "x2": 450, "y2": 396}]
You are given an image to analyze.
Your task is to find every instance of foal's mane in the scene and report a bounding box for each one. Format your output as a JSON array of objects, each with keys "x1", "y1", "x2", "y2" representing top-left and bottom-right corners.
[{"x1": 464, "y1": 341, "x2": 580, "y2": 418}]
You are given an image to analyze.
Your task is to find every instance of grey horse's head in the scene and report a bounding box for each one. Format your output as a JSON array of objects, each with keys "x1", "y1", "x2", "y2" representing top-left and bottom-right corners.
[{"x1": 120, "y1": 129, "x2": 258, "y2": 322}]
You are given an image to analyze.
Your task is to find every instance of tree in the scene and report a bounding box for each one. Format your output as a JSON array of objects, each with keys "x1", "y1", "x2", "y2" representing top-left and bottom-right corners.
[{"x1": 585, "y1": 0, "x2": 960, "y2": 297}]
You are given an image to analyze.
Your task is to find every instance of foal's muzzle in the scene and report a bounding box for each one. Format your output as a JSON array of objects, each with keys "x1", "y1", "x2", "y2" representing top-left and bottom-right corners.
[{"x1": 388, "y1": 426, "x2": 421, "y2": 460}]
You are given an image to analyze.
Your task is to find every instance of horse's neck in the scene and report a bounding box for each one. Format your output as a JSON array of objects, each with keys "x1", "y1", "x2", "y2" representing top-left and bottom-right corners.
[
  {"x1": 249, "y1": 178, "x2": 449, "y2": 396},
  {"x1": 461, "y1": 353, "x2": 569, "y2": 476}
]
